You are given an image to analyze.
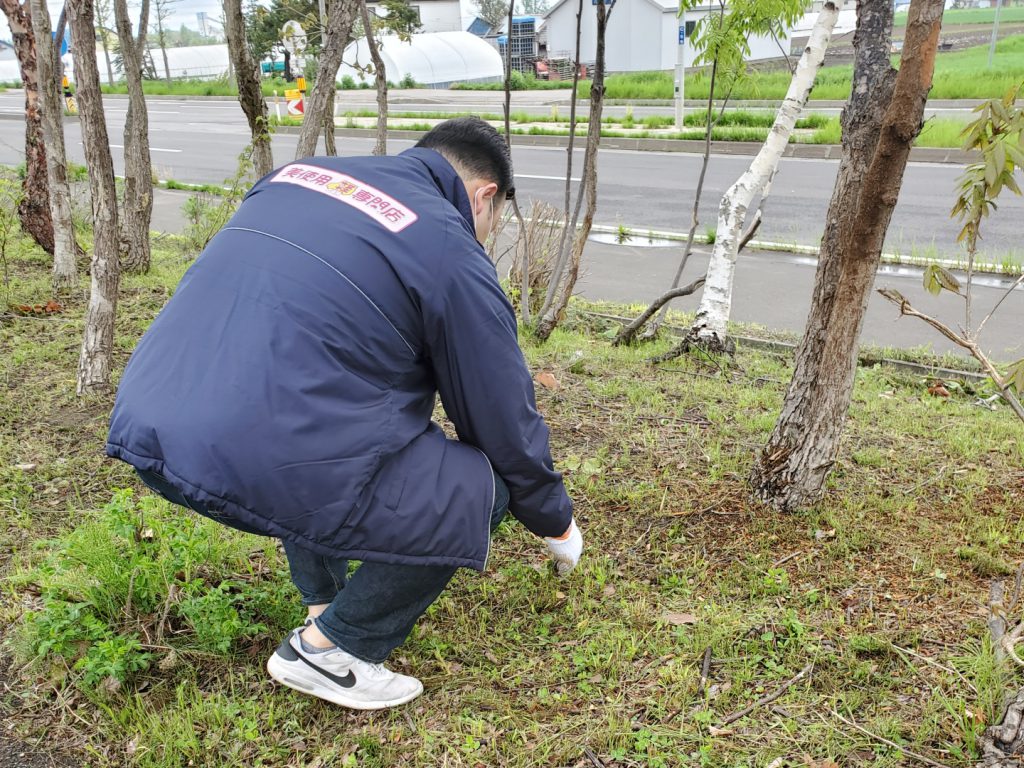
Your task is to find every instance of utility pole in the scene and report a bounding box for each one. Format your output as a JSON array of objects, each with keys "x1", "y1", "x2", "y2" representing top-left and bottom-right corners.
[{"x1": 989, "y1": 0, "x2": 1003, "y2": 68}]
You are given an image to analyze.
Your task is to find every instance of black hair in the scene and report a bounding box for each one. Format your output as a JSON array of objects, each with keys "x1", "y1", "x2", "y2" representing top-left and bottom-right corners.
[{"x1": 415, "y1": 116, "x2": 515, "y2": 200}]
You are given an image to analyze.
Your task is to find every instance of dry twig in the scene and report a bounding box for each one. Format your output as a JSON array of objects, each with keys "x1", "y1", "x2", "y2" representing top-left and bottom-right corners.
[{"x1": 719, "y1": 662, "x2": 813, "y2": 726}]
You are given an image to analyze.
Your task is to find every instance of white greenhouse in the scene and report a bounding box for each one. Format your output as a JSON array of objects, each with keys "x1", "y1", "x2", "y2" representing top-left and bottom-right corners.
[{"x1": 338, "y1": 31, "x2": 503, "y2": 89}]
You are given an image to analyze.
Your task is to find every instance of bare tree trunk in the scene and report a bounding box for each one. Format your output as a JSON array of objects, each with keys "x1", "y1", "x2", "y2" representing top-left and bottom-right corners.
[
  {"x1": 115, "y1": 0, "x2": 153, "y2": 274},
  {"x1": 223, "y1": 0, "x2": 273, "y2": 176},
  {"x1": 0, "y1": 0, "x2": 56, "y2": 256},
  {"x1": 683, "y1": 1, "x2": 844, "y2": 353},
  {"x1": 751, "y1": 0, "x2": 943, "y2": 512},
  {"x1": 157, "y1": 18, "x2": 171, "y2": 82},
  {"x1": 541, "y1": 0, "x2": 583, "y2": 320},
  {"x1": 295, "y1": 0, "x2": 359, "y2": 159},
  {"x1": 68, "y1": 0, "x2": 121, "y2": 395},
  {"x1": 28, "y1": 0, "x2": 77, "y2": 289},
  {"x1": 501, "y1": 0, "x2": 530, "y2": 324},
  {"x1": 361, "y1": 0, "x2": 387, "y2": 156},
  {"x1": 324, "y1": 88, "x2": 337, "y2": 155},
  {"x1": 96, "y1": 0, "x2": 114, "y2": 84},
  {"x1": 102, "y1": 37, "x2": 114, "y2": 85},
  {"x1": 534, "y1": 0, "x2": 609, "y2": 341}
]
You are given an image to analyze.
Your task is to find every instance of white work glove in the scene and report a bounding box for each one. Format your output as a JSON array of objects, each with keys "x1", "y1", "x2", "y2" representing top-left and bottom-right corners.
[{"x1": 545, "y1": 518, "x2": 583, "y2": 576}]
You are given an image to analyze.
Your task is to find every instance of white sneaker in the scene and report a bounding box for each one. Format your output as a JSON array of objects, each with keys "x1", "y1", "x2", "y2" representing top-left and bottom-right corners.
[{"x1": 267, "y1": 628, "x2": 423, "y2": 710}]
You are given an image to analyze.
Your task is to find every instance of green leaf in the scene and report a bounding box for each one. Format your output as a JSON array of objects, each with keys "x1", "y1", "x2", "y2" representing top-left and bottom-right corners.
[
  {"x1": 993, "y1": 140, "x2": 1008, "y2": 178},
  {"x1": 923, "y1": 265, "x2": 943, "y2": 296},
  {"x1": 992, "y1": 99, "x2": 1011, "y2": 125},
  {"x1": 1008, "y1": 358, "x2": 1024, "y2": 394},
  {"x1": 934, "y1": 266, "x2": 962, "y2": 295},
  {"x1": 1006, "y1": 142, "x2": 1024, "y2": 169},
  {"x1": 984, "y1": 154, "x2": 998, "y2": 187}
]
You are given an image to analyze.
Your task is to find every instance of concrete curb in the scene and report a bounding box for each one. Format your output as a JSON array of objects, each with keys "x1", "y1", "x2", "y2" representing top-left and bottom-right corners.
[
  {"x1": 579, "y1": 221, "x2": 1021, "y2": 278},
  {"x1": 579, "y1": 309, "x2": 991, "y2": 382}
]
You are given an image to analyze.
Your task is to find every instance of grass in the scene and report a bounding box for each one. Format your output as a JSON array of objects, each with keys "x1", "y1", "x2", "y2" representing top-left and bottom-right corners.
[
  {"x1": 317, "y1": 109, "x2": 976, "y2": 148},
  {"x1": 573, "y1": 36, "x2": 1024, "y2": 102},
  {"x1": 896, "y1": 7, "x2": 1024, "y2": 26},
  {"x1": 3, "y1": 220, "x2": 1024, "y2": 765},
  {"x1": 100, "y1": 77, "x2": 355, "y2": 98}
]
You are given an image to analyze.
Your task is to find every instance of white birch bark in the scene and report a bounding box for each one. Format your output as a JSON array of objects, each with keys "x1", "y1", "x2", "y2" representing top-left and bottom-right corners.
[{"x1": 689, "y1": 1, "x2": 844, "y2": 350}]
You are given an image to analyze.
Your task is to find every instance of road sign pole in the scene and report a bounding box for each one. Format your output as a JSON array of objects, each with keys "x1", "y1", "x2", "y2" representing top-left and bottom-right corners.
[{"x1": 675, "y1": 16, "x2": 685, "y2": 131}]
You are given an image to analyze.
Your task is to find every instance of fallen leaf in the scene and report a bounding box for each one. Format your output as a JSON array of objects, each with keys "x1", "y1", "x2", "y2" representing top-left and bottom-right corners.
[
  {"x1": 663, "y1": 612, "x2": 697, "y2": 626},
  {"x1": 707, "y1": 725, "x2": 733, "y2": 737},
  {"x1": 588, "y1": 674, "x2": 603, "y2": 684},
  {"x1": 14, "y1": 463, "x2": 36, "y2": 471},
  {"x1": 814, "y1": 529, "x2": 836, "y2": 541},
  {"x1": 535, "y1": 372, "x2": 560, "y2": 391},
  {"x1": 928, "y1": 382, "x2": 950, "y2": 398},
  {"x1": 555, "y1": 591, "x2": 566, "y2": 601},
  {"x1": 602, "y1": 584, "x2": 616, "y2": 597},
  {"x1": 100, "y1": 676, "x2": 122, "y2": 695}
]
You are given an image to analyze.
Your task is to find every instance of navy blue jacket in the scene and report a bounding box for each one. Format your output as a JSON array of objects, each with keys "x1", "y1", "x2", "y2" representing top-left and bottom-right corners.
[{"x1": 106, "y1": 148, "x2": 572, "y2": 570}]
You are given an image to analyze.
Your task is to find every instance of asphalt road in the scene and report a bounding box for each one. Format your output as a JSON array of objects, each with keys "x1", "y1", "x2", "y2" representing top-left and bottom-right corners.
[
  {"x1": 1, "y1": 92, "x2": 1020, "y2": 361},
  {"x1": 0, "y1": 92, "x2": 1018, "y2": 262}
]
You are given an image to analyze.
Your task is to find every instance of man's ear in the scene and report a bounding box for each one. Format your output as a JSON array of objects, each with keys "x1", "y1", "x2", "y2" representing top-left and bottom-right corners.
[{"x1": 477, "y1": 181, "x2": 499, "y2": 206}]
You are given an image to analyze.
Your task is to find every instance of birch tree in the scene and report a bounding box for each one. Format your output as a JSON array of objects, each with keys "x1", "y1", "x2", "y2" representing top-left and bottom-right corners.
[
  {"x1": 751, "y1": 0, "x2": 946, "y2": 511},
  {"x1": 614, "y1": 0, "x2": 807, "y2": 345},
  {"x1": 28, "y1": 0, "x2": 77, "y2": 289},
  {"x1": 295, "y1": 0, "x2": 359, "y2": 159},
  {"x1": 0, "y1": 0, "x2": 56, "y2": 255},
  {"x1": 115, "y1": 0, "x2": 154, "y2": 273},
  {"x1": 224, "y1": 0, "x2": 273, "y2": 176},
  {"x1": 680, "y1": 0, "x2": 845, "y2": 354},
  {"x1": 68, "y1": 0, "x2": 121, "y2": 395}
]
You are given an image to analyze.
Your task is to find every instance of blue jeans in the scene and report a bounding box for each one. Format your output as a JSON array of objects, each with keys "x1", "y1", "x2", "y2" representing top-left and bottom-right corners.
[{"x1": 136, "y1": 468, "x2": 510, "y2": 663}]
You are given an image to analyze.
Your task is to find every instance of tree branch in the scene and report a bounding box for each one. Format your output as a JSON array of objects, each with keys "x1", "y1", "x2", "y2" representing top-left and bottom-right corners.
[
  {"x1": 977, "y1": 271, "x2": 1024, "y2": 339},
  {"x1": 879, "y1": 288, "x2": 1024, "y2": 422},
  {"x1": 612, "y1": 278, "x2": 706, "y2": 346},
  {"x1": 719, "y1": 662, "x2": 813, "y2": 726}
]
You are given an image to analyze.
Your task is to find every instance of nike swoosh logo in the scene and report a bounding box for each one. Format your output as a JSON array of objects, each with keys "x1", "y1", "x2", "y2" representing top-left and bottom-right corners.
[{"x1": 295, "y1": 650, "x2": 357, "y2": 688}]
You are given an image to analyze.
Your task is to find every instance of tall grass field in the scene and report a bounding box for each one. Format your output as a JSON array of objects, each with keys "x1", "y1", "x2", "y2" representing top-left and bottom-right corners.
[{"x1": 579, "y1": 35, "x2": 1024, "y2": 102}]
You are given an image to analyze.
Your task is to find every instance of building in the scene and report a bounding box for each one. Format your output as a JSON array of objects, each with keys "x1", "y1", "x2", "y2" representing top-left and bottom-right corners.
[
  {"x1": 367, "y1": 0, "x2": 462, "y2": 34},
  {"x1": 339, "y1": 30, "x2": 504, "y2": 88},
  {"x1": 496, "y1": 16, "x2": 538, "y2": 74},
  {"x1": 542, "y1": 0, "x2": 793, "y2": 73},
  {"x1": 466, "y1": 16, "x2": 497, "y2": 37}
]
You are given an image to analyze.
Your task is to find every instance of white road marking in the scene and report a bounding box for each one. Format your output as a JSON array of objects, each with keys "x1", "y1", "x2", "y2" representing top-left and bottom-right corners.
[
  {"x1": 517, "y1": 173, "x2": 582, "y2": 181},
  {"x1": 108, "y1": 143, "x2": 182, "y2": 153}
]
